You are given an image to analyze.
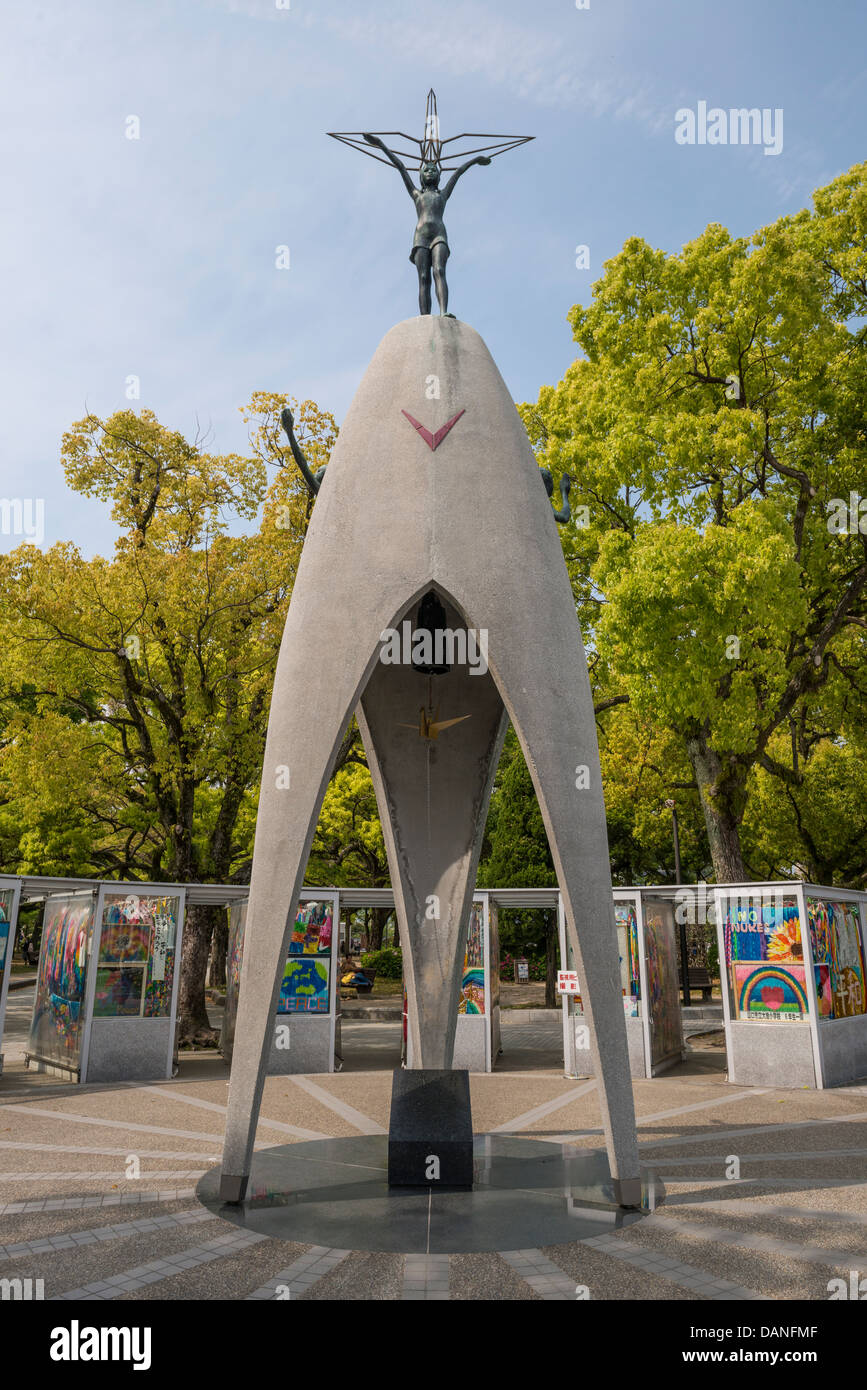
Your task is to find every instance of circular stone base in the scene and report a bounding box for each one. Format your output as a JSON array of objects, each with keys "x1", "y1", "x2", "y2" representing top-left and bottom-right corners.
[{"x1": 197, "y1": 1136, "x2": 663, "y2": 1254}]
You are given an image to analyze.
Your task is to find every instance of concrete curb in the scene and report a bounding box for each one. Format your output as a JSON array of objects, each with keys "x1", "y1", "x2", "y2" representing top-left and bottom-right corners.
[
  {"x1": 500, "y1": 1009, "x2": 563, "y2": 1023},
  {"x1": 339, "y1": 1006, "x2": 402, "y2": 1021}
]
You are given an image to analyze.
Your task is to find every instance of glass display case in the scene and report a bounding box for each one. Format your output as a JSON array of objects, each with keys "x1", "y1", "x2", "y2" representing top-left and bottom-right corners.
[
  {"x1": 0, "y1": 887, "x2": 16, "y2": 999},
  {"x1": 562, "y1": 891, "x2": 684, "y2": 1079},
  {"x1": 714, "y1": 884, "x2": 867, "y2": 1088},
  {"x1": 82, "y1": 883, "x2": 186, "y2": 1083},
  {"x1": 220, "y1": 892, "x2": 339, "y2": 1073},
  {"x1": 569, "y1": 900, "x2": 642, "y2": 1019}
]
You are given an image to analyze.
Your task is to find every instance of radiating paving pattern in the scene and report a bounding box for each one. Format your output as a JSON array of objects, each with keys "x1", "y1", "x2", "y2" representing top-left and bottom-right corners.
[
  {"x1": 0, "y1": 1188, "x2": 196, "y2": 1216},
  {"x1": 0, "y1": 1058, "x2": 865, "y2": 1301},
  {"x1": 0, "y1": 1208, "x2": 213, "y2": 1261},
  {"x1": 246, "y1": 1246, "x2": 351, "y2": 1300},
  {"x1": 640, "y1": 1213, "x2": 865, "y2": 1273},
  {"x1": 579, "y1": 1230, "x2": 768, "y2": 1300},
  {"x1": 53, "y1": 1229, "x2": 268, "y2": 1300},
  {"x1": 500, "y1": 1249, "x2": 580, "y2": 1299}
]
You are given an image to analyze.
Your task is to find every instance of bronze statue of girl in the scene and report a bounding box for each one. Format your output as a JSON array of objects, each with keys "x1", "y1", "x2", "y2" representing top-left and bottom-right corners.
[{"x1": 362, "y1": 134, "x2": 491, "y2": 316}]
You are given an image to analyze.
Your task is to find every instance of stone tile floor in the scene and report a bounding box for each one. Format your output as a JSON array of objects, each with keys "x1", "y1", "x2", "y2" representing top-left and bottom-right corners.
[{"x1": 1, "y1": 1041, "x2": 865, "y2": 1301}]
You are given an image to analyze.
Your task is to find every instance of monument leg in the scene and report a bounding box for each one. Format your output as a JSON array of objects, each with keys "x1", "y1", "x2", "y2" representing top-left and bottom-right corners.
[
  {"x1": 479, "y1": 641, "x2": 642, "y2": 1203},
  {"x1": 218, "y1": 793, "x2": 342, "y2": 1201},
  {"x1": 219, "y1": 600, "x2": 404, "y2": 1201}
]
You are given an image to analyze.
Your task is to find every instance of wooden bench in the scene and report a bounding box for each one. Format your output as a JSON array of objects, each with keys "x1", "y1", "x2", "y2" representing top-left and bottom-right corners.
[
  {"x1": 353, "y1": 967, "x2": 377, "y2": 995},
  {"x1": 687, "y1": 966, "x2": 714, "y2": 1001}
]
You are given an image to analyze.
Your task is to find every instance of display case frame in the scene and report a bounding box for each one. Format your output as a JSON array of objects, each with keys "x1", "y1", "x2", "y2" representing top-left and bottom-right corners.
[{"x1": 0, "y1": 876, "x2": 23, "y2": 1075}]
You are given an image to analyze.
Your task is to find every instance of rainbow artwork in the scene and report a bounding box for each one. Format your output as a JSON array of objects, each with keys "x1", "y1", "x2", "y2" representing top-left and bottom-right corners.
[
  {"x1": 98, "y1": 898, "x2": 150, "y2": 964},
  {"x1": 733, "y1": 963, "x2": 809, "y2": 1021}
]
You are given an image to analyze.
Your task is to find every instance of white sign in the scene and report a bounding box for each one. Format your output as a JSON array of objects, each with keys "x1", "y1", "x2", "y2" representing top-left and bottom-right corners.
[
  {"x1": 151, "y1": 914, "x2": 171, "y2": 982},
  {"x1": 557, "y1": 970, "x2": 580, "y2": 995}
]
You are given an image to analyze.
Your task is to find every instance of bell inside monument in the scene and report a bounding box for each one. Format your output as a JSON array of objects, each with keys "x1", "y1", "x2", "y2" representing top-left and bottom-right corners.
[{"x1": 411, "y1": 589, "x2": 451, "y2": 676}]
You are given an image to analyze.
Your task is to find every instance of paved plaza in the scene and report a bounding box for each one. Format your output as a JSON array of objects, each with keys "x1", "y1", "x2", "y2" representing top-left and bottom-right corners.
[{"x1": 1, "y1": 995, "x2": 866, "y2": 1301}]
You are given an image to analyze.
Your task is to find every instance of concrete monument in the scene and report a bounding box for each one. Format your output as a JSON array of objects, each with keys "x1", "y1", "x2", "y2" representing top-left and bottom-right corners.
[
  {"x1": 219, "y1": 93, "x2": 640, "y2": 1206},
  {"x1": 219, "y1": 313, "x2": 641, "y2": 1206}
]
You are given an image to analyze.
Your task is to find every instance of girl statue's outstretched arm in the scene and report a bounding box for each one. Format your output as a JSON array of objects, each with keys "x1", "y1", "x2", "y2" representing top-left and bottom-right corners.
[{"x1": 442, "y1": 154, "x2": 491, "y2": 201}]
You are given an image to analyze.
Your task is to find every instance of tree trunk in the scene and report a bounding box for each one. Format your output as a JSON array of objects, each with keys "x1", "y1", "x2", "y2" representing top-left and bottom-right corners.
[
  {"x1": 176, "y1": 903, "x2": 221, "y2": 1047},
  {"x1": 545, "y1": 912, "x2": 558, "y2": 1009},
  {"x1": 209, "y1": 908, "x2": 228, "y2": 991},
  {"x1": 686, "y1": 729, "x2": 749, "y2": 882},
  {"x1": 368, "y1": 907, "x2": 389, "y2": 952}
]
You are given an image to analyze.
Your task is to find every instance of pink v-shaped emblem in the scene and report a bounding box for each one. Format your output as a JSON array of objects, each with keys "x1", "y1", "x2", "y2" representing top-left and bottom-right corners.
[{"x1": 401, "y1": 408, "x2": 465, "y2": 451}]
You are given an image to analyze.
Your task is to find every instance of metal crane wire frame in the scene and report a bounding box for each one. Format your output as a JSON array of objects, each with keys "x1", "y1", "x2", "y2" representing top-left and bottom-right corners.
[{"x1": 328, "y1": 88, "x2": 533, "y2": 173}]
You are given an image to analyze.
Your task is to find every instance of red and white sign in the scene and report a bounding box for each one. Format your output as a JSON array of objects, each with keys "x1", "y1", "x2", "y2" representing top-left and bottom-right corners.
[{"x1": 557, "y1": 971, "x2": 580, "y2": 995}]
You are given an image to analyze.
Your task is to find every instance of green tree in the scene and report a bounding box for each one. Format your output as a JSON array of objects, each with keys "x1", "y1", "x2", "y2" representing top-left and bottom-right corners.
[
  {"x1": 0, "y1": 397, "x2": 339, "y2": 1042},
  {"x1": 597, "y1": 704, "x2": 708, "y2": 885},
  {"x1": 740, "y1": 651, "x2": 867, "y2": 887},
  {"x1": 526, "y1": 162, "x2": 867, "y2": 880}
]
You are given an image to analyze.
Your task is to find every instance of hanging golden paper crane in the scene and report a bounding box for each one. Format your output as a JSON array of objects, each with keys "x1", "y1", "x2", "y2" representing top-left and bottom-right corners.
[{"x1": 398, "y1": 706, "x2": 472, "y2": 741}]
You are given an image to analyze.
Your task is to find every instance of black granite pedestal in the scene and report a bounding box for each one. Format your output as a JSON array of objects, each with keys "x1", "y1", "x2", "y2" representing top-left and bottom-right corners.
[{"x1": 387, "y1": 1069, "x2": 473, "y2": 1189}]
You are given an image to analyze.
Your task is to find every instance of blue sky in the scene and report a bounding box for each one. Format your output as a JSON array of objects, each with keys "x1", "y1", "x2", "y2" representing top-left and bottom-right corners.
[{"x1": 2, "y1": 0, "x2": 865, "y2": 555}]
